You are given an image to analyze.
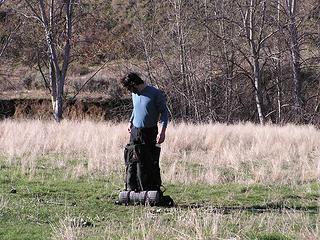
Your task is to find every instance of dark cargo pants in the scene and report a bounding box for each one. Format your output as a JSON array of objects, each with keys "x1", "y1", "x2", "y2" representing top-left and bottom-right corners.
[{"x1": 124, "y1": 126, "x2": 162, "y2": 191}]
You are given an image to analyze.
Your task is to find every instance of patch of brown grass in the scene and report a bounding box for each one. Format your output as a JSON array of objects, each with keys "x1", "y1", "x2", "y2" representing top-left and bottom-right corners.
[{"x1": 0, "y1": 120, "x2": 319, "y2": 184}]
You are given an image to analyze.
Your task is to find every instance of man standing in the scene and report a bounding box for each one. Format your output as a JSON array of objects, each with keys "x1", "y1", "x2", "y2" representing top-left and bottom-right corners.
[{"x1": 120, "y1": 72, "x2": 169, "y2": 192}]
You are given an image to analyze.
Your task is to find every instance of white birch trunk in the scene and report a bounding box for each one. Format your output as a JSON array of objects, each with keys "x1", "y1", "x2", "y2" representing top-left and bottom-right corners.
[
  {"x1": 38, "y1": 0, "x2": 73, "y2": 122},
  {"x1": 247, "y1": 0, "x2": 265, "y2": 124},
  {"x1": 276, "y1": 0, "x2": 282, "y2": 122}
]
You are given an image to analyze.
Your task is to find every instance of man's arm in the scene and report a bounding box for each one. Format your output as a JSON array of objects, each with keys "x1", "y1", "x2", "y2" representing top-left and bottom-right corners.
[
  {"x1": 128, "y1": 112, "x2": 134, "y2": 133},
  {"x1": 157, "y1": 125, "x2": 166, "y2": 144},
  {"x1": 156, "y1": 90, "x2": 169, "y2": 144}
]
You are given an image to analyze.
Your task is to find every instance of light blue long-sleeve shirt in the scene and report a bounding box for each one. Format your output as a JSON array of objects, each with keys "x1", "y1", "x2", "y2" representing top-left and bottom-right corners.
[{"x1": 130, "y1": 85, "x2": 169, "y2": 128}]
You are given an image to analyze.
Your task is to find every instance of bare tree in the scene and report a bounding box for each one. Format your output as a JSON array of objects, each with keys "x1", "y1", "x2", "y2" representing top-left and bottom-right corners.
[
  {"x1": 170, "y1": 0, "x2": 191, "y2": 119},
  {"x1": 212, "y1": 0, "x2": 236, "y2": 122},
  {"x1": 283, "y1": 0, "x2": 304, "y2": 120},
  {"x1": 231, "y1": 0, "x2": 265, "y2": 124},
  {"x1": 274, "y1": 0, "x2": 284, "y2": 122},
  {"x1": 22, "y1": 0, "x2": 74, "y2": 122}
]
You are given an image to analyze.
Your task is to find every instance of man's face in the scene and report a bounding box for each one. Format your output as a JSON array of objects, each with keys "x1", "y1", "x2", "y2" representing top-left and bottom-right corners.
[{"x1": 127, "y1": 85, "x2": 139, "y2": 94}]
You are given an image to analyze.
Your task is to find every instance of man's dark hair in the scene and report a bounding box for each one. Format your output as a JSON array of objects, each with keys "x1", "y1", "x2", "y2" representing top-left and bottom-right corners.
[{"x1": 120, "y1": 72, "x2": 144, "y2": 88}]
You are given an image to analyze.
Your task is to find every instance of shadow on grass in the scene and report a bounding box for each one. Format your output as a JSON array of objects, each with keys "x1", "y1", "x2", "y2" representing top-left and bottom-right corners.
[{"x1": 177, "y1": 202, "x2": 319, "y2": 214}]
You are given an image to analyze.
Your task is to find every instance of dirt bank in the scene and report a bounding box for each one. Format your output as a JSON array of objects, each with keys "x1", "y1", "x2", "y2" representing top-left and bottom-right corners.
[{"x1": 0, "y1": 97, "x2": 132, "y2": 121}]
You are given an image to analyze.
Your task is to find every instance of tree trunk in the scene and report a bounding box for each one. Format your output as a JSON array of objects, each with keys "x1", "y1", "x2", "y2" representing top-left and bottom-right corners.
[
  {"x1": 285, "y1": 0, "x2": 303, "y2": 121},
  {"x1": 248, "y1": 0, "x2": 265, "y2": 124},
  {"x1": 253, "y1": 57, "x2": 265, "y2": 124},
  {"x1": 38, "y1": 0, "x2": 73, "y2": 122},
  {"x1": 173, "y1": 0, "x2": 191, "y2": 120},
  {"x1": 276, "y1": 0, "x2": 282, "y2": 123}
]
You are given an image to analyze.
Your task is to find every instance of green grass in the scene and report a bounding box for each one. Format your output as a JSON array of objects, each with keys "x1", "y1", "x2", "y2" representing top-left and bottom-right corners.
[{"x1": 0, "y1": 157, "x2": 319, "y2": 239}]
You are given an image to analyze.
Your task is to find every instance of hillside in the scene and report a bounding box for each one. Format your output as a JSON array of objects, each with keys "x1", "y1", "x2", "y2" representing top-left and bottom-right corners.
[{"x1": 0, "y1": 0, "x2": 320, "y2": 123}]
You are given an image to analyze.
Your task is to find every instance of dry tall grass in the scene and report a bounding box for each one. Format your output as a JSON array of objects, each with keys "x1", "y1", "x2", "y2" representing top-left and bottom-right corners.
[
  {"x1": 0, "y1": 120, "x2": 319, "y2": 185},
  {"x1": 51, "y1": 207, "x2": 320, "y2": 240}
]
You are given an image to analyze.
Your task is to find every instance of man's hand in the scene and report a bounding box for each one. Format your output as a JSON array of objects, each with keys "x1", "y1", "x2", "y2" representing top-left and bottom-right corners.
[
  {"x1": 157, "y1": 127, "x2": 166, "y2": 144},
  {"x1": 127, "y1": 122, "x2": 133, "y2": 133}
]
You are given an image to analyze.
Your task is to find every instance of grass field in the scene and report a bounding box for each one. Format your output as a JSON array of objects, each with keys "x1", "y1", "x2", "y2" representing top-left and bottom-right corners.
[{"x1": 0, "y1": 120, "x2": 319, "y2": 239}]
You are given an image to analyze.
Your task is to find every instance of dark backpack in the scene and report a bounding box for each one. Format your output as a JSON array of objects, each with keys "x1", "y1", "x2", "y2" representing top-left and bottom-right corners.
[{"x1": 124, "y1": 143, "x2": 162, "y2": 191}]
